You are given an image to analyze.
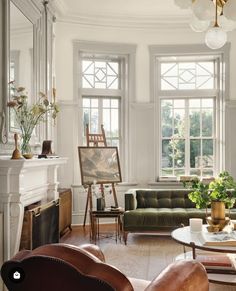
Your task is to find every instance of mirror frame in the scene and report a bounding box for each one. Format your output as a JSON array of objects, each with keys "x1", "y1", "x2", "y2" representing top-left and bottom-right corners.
[{"x1": 1, "y1": 0, "x2": 54, "y2": 148}]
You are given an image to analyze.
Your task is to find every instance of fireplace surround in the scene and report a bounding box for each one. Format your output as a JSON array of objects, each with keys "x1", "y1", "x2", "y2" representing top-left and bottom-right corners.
[{"x1": 0, "y1": 157, "x2": 67, "y2": 261}]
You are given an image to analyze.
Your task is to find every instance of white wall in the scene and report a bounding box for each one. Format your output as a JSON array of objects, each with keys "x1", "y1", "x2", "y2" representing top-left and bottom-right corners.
[{"x1": 55, "y1": 22, "x2": 236, "y2": 224}]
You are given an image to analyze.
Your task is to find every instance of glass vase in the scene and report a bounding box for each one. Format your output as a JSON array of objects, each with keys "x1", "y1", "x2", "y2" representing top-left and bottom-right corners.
[{"x1": 21, "y1": 134, "x2": 33, "y2": 159}]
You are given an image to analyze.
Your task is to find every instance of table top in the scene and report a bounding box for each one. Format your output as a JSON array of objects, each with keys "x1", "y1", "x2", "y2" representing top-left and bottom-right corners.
[
  {"x1": 172, "y1": 225, "x2": 236, "y2": 253},
  {"x1": 172, "y1": 225, "x2": 236, "y2": 286},
  {"x1": 91, "y1": 208, "x2": 124, "y2": 217}
]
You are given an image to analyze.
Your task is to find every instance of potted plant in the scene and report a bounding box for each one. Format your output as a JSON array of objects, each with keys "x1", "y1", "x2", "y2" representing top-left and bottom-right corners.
[{"x1": 182, "y1": 171, "x2": 236, "y2": 229}]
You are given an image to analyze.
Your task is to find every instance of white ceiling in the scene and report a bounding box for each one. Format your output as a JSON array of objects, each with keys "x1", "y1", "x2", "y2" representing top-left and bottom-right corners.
[
  {"x1": 54, "y1": 0, "x2": 190, "y2": 25},
  {"x1": 57, "y1": 0, "x2": 188, "y2": 17}
]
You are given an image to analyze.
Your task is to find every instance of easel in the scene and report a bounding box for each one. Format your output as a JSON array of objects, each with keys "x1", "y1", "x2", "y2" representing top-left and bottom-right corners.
[{"x1": 83, "y1": 124, "x2": 109, "y2": 227}]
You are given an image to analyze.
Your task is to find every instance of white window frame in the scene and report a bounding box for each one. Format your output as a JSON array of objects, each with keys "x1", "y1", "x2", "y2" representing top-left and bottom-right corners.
[
  {"x1": 149, "y1": 44, "x2": 230, "y2": 180},
  {"x1": 73, "y1": 41, "x2": 136, "y2": 182}
]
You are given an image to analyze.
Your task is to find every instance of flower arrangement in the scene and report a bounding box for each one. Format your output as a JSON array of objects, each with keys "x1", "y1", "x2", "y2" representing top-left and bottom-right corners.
[
  {"x1": 182, "y1": 171, "x2": 236, "y2": 209},
  {"x1": 7, "y1": 81, "x2": 59, "y2": 155}
]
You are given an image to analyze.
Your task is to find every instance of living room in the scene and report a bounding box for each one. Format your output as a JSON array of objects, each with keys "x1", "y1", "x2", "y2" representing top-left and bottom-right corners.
[{"x1": 1, "y1": 0, "x2": 236, "y2": 290}]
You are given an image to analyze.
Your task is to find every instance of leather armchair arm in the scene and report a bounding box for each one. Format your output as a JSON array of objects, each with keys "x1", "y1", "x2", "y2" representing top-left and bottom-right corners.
[
  {"x1": 145, "y1": 260, "x2": 209, "y2": 291},
  {"x1": 79, "y1": 243, "x2": 106, "y2": 262},
  {"x1": 125, "y1": 193, "x2": 135, "y2": 211},
  {"x1": 1, "y1": 244, "x2": 134, "y2": 291}
]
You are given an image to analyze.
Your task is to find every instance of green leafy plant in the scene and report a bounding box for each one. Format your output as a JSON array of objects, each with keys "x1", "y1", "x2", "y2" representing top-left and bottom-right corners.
[
  {"x1": 7, "y1": 81, "x2": 59, "y2": 154},
  {"x1": 183, "y1": 171, "x2": 236, "y2": 209}
]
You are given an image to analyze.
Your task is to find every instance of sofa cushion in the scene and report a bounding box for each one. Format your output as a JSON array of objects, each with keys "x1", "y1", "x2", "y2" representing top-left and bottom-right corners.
[
  {"x1": 123, "y1": 208, "x2": 207, "y2": 230},
  {"x1": 136, "y1": 190, "x2": 195, "y2": 209}
]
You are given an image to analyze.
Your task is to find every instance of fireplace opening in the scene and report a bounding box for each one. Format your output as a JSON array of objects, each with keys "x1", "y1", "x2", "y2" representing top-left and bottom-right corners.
[{"x1": 20, "y1": 199, "x2": 59, "y2": 250}]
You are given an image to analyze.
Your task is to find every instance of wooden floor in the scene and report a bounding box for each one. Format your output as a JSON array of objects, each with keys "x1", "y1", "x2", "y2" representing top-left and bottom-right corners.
[{"x1": 60, "y1": 224, "x2": 120, "y2": 247}]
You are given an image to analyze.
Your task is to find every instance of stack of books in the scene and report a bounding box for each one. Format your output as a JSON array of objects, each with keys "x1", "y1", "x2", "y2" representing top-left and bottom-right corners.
[
  {"x1": 195, "y1": 252, "x2": 236, "y2": 274},
  {"x1": 199, "y1": 230, "x2": 236, "y2": 247}
]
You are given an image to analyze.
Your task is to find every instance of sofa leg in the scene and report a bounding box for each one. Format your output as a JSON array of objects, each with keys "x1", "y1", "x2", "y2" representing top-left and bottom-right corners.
[{"x1": 123, "y1": 232, "x2": 128, "y2": 245}]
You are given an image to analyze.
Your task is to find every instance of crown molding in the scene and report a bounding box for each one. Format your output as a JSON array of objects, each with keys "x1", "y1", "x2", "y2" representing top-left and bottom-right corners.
[
  {"x1": 55, "y1": 13, "x2": 191, "y2": 30},
  {"x1": 50, "y1": 0, "x2": 68, "y2": 17}
]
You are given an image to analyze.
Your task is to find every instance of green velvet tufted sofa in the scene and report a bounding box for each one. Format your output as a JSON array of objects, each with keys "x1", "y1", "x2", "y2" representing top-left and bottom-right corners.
[{"x1": 123, "y1": 189, "x2": 236, "y2": 244}]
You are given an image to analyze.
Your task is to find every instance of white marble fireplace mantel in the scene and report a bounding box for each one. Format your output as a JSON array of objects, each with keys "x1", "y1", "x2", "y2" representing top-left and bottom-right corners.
[{"x1": 0, "y1": 157, "x2": 67, "y2": 261}]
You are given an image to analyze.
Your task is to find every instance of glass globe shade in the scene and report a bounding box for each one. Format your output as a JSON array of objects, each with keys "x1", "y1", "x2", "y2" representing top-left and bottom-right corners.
[
  {"x1": 189, "y1": 15, "x2": 210, "y2": 32},
  {"x1": 174, "y1": 0, "x2": 192, "y2": 9},
  {"x1": 223, "y1": 0, "x2": 236, "y2": 21},
  {"x1": 218, "y1": 15, "x2": 236, "y2": 32},
  {"x1": 205, "y1": 27, "x2": 227, "y2": 49},
  {"x1": 192, "y1": 0, "x2": 215, "y2": 21}
]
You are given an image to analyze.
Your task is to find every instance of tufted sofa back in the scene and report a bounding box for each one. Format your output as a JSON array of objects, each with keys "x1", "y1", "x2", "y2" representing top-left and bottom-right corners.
[{"x1": 136, "y1": 190, "x2": 195, "y2": 209}]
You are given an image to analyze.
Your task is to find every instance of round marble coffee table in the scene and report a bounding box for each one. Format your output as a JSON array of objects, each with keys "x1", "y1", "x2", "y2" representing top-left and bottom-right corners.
[{"x1": 172, "y1": 225, "x2": 236, "y2": 286}]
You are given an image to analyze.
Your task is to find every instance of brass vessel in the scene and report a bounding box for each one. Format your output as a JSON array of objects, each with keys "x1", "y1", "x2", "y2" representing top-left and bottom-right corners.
[{"x1": 207, "y1": 201, "x2": 230, "y2": 232}]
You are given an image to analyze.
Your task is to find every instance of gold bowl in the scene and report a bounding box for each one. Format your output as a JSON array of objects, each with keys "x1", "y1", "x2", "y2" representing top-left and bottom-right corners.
[{"x1": 206, "y1": 216, "x2": 230, "y2": 232}]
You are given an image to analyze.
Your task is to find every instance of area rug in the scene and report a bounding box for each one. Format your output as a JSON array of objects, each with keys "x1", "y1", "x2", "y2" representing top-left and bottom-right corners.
[{"x1": 101, "y1": 234, "x2": 236, "y2": 291}]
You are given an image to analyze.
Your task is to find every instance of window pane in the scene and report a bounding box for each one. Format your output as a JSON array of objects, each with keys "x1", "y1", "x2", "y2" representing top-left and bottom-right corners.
[
  {"x1": 190, "y1": 139, "x2": 201, "y2": 168},
  {"x1": 103, "y1": 99, "x2": 110, "y2": 107},
  {"x1": 91, "y1": 99, "x2": 98, "y2": 107},
  {"x1": 202, "y1": 169, "x2": 214, "y2": 176},
  {"x1": 111, "y1": 109, "x2": 119, "y2": 136},
  {"x1": 111, "y1": 99, "x2": 119, "y2": 108},
  {"x1": 202, "y1": 98, "x2": 213, "y2": 108},
  {"x1": 83, "y1": 98, "x2": 90, "y2": 107},
  {"x1": 174, "y1": 99, "x2": 185, "y2": 108},
  {"x1": 189, "y1": 99, "x2": 200, "y2": 108},
  {"x1": 162, "y1": 140, "x2": 173, "y2": 167},
  {"x1": 190, "y1": 109, "x2": 200, "y2": 137},
  {"x1": 161, "y1": 100, "x2": 173, "y2": 137},
  {"x1": 173, "y1": 139, "x2": 185, "y2": 167},
  {"x1": 161, "y1": 168, "x2": 173, "y2": 176},
  {"x1": 174, "y1": 169, "x2": 185, "y2": 177},
  {"x1": 174, "y1": 109, "x2": 185, "y2": 136},
  {"x1": 190, "y1": 169, "x2": 201, "y2": 176},
  {"x1": 91, "y1": 109, "x2": 99, "y2": 132},
  {"x1": 83, "y1": 109, "x2": 90, "y2": 126},
  {"x1": 160, "y1": 61, "x2": 214, "y2": 90},
  {"x1": 82, "y1": 59, "x2": 119, "y2": 89},
  {"x1": 202, "y1": 139, "x2": 213, "y2": 167},
  {"x1": 103, "y1": 108, "x2": 111, "y2": 134},
  {"x1": 202, "y1": 109, "x2": 213, "y2": 137}
]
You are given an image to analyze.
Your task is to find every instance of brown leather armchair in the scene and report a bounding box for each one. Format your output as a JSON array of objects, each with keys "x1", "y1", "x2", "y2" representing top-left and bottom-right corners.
[{"x1": 1, "y1": 243, "x2": 209, "y2": 291}]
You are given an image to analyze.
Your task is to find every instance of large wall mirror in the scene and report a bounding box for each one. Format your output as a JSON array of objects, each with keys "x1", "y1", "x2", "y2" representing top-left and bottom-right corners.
[
  {"x1": 9, "y1": 1, "x2": 34, "y2": 131},
  {"x1": 1, "y1": 0, "x2": 54, "y2": 149}
]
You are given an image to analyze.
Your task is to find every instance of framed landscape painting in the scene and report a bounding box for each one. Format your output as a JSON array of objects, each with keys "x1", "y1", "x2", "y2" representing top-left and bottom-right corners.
[{"x1": 78, "y1": 146, "x2": 122, "y2": 185}]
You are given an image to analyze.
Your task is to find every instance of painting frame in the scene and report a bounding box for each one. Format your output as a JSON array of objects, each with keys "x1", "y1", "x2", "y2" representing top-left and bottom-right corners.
[{"x1": 78, "y1": 146, "x2": 122, "y2": 185}]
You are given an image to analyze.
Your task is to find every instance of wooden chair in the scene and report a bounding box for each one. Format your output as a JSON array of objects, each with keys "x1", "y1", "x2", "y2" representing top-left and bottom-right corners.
[{"x1": 86, "y1": 124, "x2": 107, "y2": 147}]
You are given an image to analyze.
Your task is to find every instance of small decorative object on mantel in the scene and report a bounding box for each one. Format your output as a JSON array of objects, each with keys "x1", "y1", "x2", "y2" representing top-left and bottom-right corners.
[
  {"x1": 7, "y1": 81, "x2": 59, "y2": 159},
  {"x1": 181, "y1": 171, "x2": 236, "y2": 232},
  {"x1": 11, "y1": 133, "x2": 22, "y2": 160},
  {"x1": 42, "y1": 140, "x2": 52, "y2": 155}
]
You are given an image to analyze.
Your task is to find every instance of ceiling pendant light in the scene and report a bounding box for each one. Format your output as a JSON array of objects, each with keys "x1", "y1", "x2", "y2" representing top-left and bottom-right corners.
[
  {"x1": 174, "y1": 0, "x2": 236, "y2": 50},
  {"x1": 189, "y1": 14, "x2": 210, "y2": 32},
  {"x1": 174, "y1": 0, "x2": 192, "y2": 9},
  {"x1": 205, "y1": 0, "x2": 227, "y2": 49},
  {"x1": 223, "y1": 0, "x2": 236, "y2": 21},
  {"x1": 192, "y1": 0, "x2": 215, "y2": 21}
]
